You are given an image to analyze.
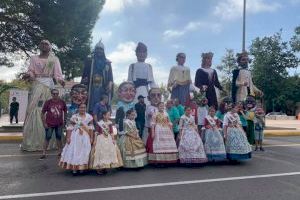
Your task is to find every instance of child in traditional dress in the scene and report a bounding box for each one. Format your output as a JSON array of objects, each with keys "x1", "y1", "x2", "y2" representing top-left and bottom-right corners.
[
  {"x1": 223, "y1": 104, "x2": 252, "y2": 161},
  {"x1": 178, "y1": 106, "x2": 207, "y2": 164},
  {"x1": 197, "y1": 97, "x2": 208, "y2": 140},
  {"x1": 204, "y1": 107, "x2": 226, "y2": 162},
  {"x1": 59, "y1": 103, "x2": 94, "y2": 175},
  {"x1": 90, "y1": 111, "x2": 123, "y2": 174},
  {"x1": 254, "y1": 106, "x2": 265, "y2": 151},
  {"x1": 148, "y1": 102, "x2": 178, "y2": 164},
  {"x1": 118, "y1": 109, "x2": 148, "y2": 168}
]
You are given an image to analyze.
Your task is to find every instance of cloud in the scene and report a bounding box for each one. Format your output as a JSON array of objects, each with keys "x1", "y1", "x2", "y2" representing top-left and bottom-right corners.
[
  {"x1": 103, "y1": 0, "x2": 149, "y2": 13},
  {"x1": 289, "y1": 0, "x2": 300, "y2": 4},
  {"x1": 163, "y1": 21, "x2": 222, "y2": 40},
  {"x1": 0, "y1": 53, "x2": 28, "y2": 82},
  {"x1": 214, "y1": 0, "x2": 281, "y2": 21},
  {"x1": 106, "y1": 41, "x2": 169, "y2": 85},
  {"x1": 163, "y1": 30, "x2": 185, "y2": 39},
  {"x1": 93, "y1": 30, "x2": 113, "y2": 45}
]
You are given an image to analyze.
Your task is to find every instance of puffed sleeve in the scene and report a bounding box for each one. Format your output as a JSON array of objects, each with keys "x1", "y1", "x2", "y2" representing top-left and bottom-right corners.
[
  {"x1": 27, "y1": 56, "x2": 36, "y2": 78},
  {"x1": 148, "y1": 64, "x2": 155, "y2": 87},
  {"x1": 53, "y1": 57, "x2": 63, "y2": 81},
  {"x1": 223, "y1": 114, "x2": 229, "y2": 126},
  {"x1": 204, "y1": 118, "x2": 211, "y2": 129},
  {"x1": 179, "y1": 117, "x2": 184, "y2": 130},
  {"x1": 66, "y1": 115, "x2": 76, "y2": 130},
  {"x1": 128, "y1": 64, "x2": 134, "y2": 82}
]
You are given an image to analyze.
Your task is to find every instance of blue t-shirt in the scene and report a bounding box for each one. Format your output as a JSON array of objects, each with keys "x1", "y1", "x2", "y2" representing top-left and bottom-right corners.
[{"x1": 93, "y1": 102, "x2": 110, "y2": 120}]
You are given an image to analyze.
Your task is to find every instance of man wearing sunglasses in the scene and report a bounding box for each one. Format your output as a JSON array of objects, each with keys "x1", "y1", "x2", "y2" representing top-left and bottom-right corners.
[{"x1": 40, "y1": 89, "x2": 67, "y2": 159}]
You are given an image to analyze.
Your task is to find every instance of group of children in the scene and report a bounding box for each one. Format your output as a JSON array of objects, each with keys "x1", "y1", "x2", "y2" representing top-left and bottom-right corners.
[{"x1": 58, "y1": 95, "x2": 264, "y2": 175}]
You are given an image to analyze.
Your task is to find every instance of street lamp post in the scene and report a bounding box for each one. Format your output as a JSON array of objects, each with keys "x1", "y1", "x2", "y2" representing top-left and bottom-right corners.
[{"x1": 242, "y1": 0, "x2": 246, "y2": 52}]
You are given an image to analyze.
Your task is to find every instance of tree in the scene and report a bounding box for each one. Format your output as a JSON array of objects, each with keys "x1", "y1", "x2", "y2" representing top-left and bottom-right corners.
[
  {"x1": 0, "y1": 0, "x2": 105, "y2": 79},
  {"x1": 216, "y1": 49, "x2": 238, "y2": 97},
  {"x1": 249, "y1": 31, "x2": 299, "y2": 112},
  {"x1": 290, "y1": 26, "x2": 300, "y2": 52}
]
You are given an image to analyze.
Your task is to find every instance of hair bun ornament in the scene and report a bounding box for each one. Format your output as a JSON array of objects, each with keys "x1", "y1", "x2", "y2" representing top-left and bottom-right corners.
[
  {"x1": 201, "y1": 52, "x2": 214, "y2": 58},
  {"x1": 136, "y1": 42, "x2": 147, "y2": 52}
]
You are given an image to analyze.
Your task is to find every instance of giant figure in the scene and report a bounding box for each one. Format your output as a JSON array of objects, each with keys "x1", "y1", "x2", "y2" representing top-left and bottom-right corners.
[
  {"x1": 232, "y1": 52, "x2": 263, "y2": 103},
  {"x1": 168, "y1": 53, "x2": 192, "y2": 105},
  {"x1": 81, "y1": 40, "x2": 113, "y2": 113},
  {"x1": 128, "y1": 42, "x2": 155, "y2": 105},
  {"x1": 195, "y1": 52, "x2": 223, "y2": 109},
  {"x1": 22, "y1": 40, "x2": 65, "y2": 151}
]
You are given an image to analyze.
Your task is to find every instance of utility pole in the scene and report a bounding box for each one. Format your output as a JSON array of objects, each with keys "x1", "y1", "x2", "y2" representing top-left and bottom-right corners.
[{"x1": 242, "y1": 0, "x2": 246, "y2": 52}]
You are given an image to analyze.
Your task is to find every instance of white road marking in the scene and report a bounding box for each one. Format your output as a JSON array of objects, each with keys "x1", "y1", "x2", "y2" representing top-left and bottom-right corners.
[{"x1": 0, "y1": 172, "x2": 300, "y2": 199}]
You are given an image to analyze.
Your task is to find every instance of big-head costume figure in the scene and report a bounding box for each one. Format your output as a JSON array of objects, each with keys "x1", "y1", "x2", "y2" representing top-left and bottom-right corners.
[
  {"x1": 195, "y1": 52, "x2": 223, "y2": 109},
  {"x1": 128, "y1": 42, "x2": 155, "y2": 105},
  {"x1": 67, "y1": 84, "x2": 88, "y2": 120},
  {"x1": 232, "y1": 52, "x2": 262, "y2": 103},
  {"x1": 81, "y1": 40, "x2": 113, "y2": 113},
  {"x1": 115, "y1": 82, "x2": 137, "y2": 134}
]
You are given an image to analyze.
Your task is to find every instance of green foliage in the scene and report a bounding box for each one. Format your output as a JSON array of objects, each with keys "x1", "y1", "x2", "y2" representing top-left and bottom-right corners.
[
  {"x1": 290, "y1": 26, "x2": 300, "y2": 52},
  {"x1": 249, "y1": 31, "x2": 299, "y2": 113},
  {"x1": 159, "y1": 83, "x2": 170, "y2": 101},
  {"x1": 0, "y1": 0, "x2": 105, "y2": 79},
  {"x1": 216, "y1": 49, "x2": 238, "y2": 97}
]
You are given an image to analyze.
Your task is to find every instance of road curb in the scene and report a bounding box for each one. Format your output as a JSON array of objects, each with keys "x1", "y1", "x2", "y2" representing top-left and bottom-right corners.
[
  {"x1": 264, "y1": 130, "x2": 300, "y2": 137},
  {"x1": 0, "y1": 136, "x2": 23, "y2": 141}
]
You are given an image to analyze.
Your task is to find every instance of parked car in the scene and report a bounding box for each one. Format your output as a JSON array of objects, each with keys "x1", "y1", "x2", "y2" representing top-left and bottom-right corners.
[{"x1": 265, "y1": 112, "x2": 288, "y2": 120}]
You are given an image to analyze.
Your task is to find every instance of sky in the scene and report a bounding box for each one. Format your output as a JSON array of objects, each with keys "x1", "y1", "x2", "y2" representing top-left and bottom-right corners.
[{"x1": 1, "y1": 0, "x2": 300, "y2": 84}]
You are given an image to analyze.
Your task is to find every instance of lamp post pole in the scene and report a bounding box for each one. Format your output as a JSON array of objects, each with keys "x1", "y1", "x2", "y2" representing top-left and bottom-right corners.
[{"x1": 242, "y1": 0, "x2": 246, "y2": 52}]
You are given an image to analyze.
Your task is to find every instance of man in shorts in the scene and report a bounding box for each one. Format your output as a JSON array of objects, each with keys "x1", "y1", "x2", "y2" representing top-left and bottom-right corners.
[{"x1": 40, "y1": 89, "x2": 67, "y2": 159}]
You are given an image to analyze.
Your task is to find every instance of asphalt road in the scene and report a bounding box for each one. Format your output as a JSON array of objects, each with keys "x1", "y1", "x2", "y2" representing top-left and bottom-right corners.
[{"x1": 0, "y1": 137, "x2": 300, "y2": 200}]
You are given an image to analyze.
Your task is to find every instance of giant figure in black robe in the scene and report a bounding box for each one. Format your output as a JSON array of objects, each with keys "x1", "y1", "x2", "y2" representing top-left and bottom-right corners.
[
  {"x1": 81, "y1": 41, "x2": 113, "y2": 113},
  {"x1": 195, "y1": 52, "x2": 223, "y2": 109}
]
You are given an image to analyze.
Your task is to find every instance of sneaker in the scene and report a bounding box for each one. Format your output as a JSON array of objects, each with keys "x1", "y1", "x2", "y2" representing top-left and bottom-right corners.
[
  {"x1": 72, "y1": 170, "x2": 78, "y2": 176},
  {"x1": 254, "y1": 147, "x2": 258, "y2": 151},
  {"x1": 260, "y1": 147, "x2": 265, "y2": 151},
  {"x1": 39, "y1": 155, "x2": 46, "y2": 160}
]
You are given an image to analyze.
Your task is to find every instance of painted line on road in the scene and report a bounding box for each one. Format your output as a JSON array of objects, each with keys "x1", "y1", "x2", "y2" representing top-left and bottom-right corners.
[{"x1": 1, "y1": 171, "x2": 300, "y2": 199}]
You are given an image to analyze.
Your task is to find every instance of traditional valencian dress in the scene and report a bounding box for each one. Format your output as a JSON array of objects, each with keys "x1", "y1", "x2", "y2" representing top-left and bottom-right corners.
[
  {"x1": 143, "y1": 104, "x2": 158, "y2": 144},
  {"x1": 118, "y1": 119, "x2": 148, "y2": 168},
  {"x1": 204, "y1": 115, "x2": 227, "y2": 161},
  {"x1": 168, "y1": 65, "x2": 191, "y2": 105},
  {"x1": 59, "y1": 113, "x2": 93, "y2": 170},
  {"x1": 128, "y1": 62, "x2": 155, "y2": 104},
  {"x1": 178, "y1": 114, "x2": 207, "y2": 163},
  {"x1": 22, "y1": 54, "x2": 64, "y2": 151},
  {"x1": 89, "y1": 120, "x2": 123, "y2": 169},
  {"x1": 147, "y1": 111, "x2": 178, "y2": 163},
  {"x1": 223, "y1": 112, "x2": 252, "y2": 160}
]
